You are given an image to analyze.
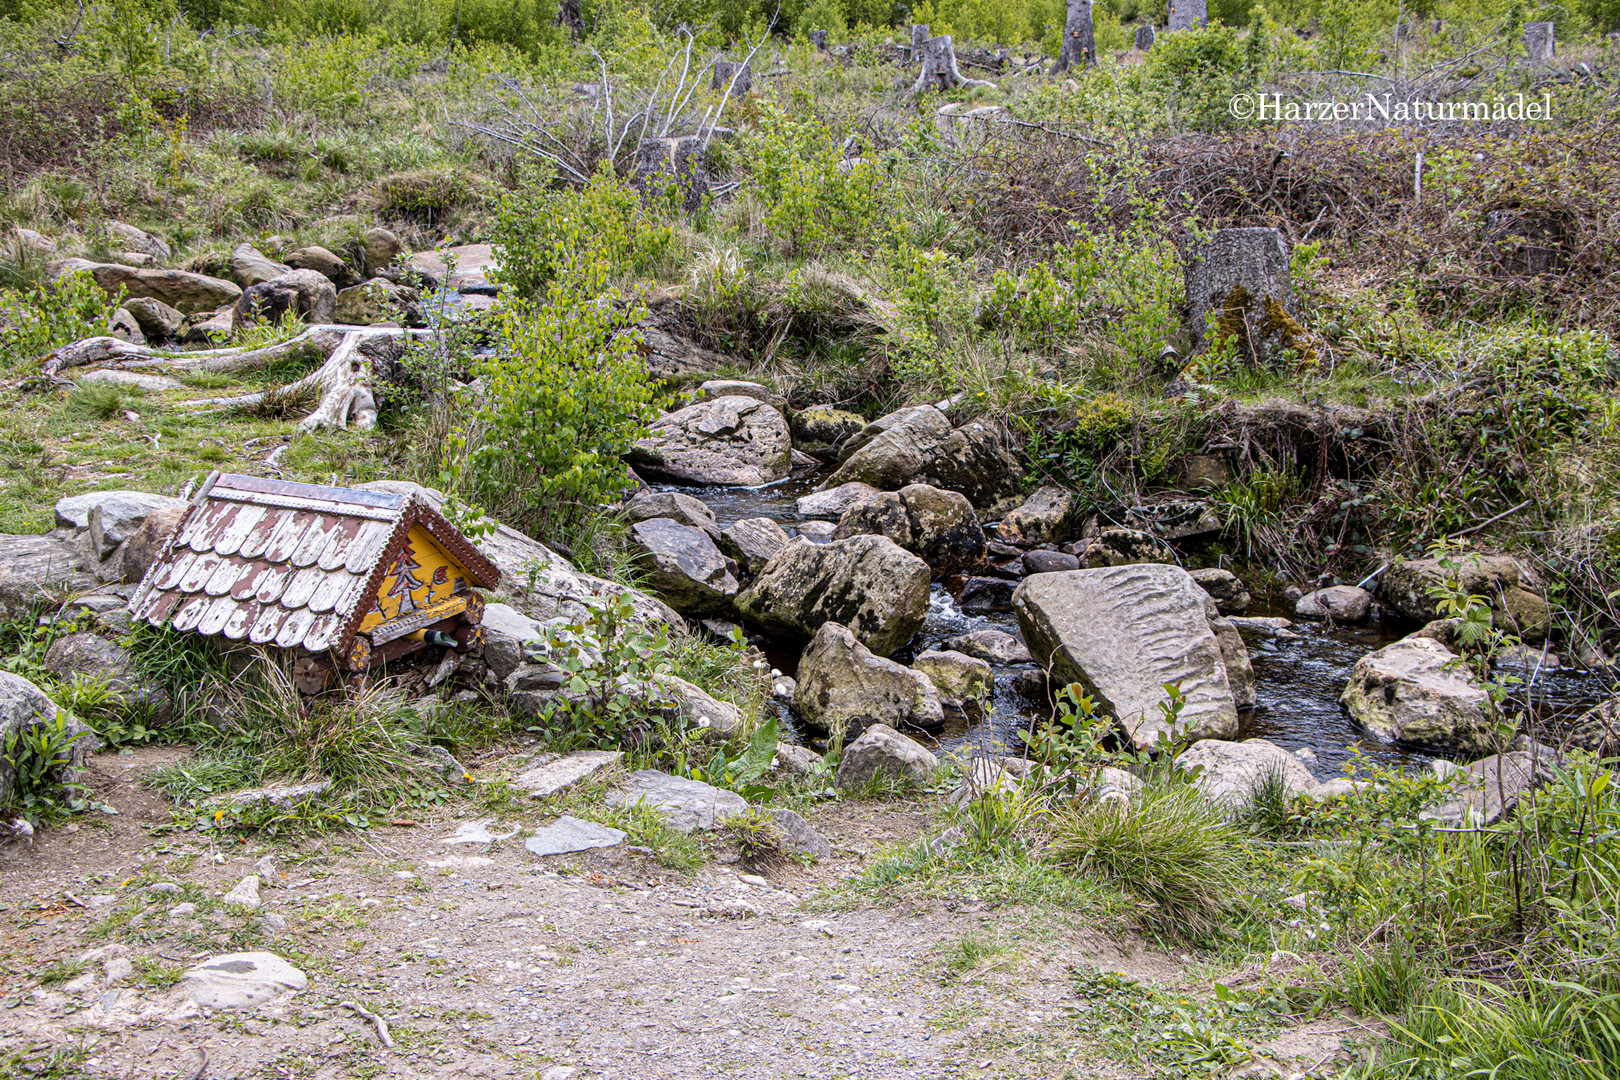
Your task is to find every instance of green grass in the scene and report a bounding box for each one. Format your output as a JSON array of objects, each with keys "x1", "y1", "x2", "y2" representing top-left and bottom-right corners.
[{"x1": 937, "y1": 929, "x2": 1015, "y2": 983}]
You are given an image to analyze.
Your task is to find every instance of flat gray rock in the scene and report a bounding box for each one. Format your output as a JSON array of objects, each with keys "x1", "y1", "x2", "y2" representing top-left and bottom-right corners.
[
  {"x1": 771, "y1": 807, "x2": 832, "y2": 860},
  {"x1": 0, "y1": 533, "x2": 96, "y2": 617},
  {"x1": 607, "y1": 770, "x2": 746, "y2": 832},
  {"x1": 525, "y1": 815, "x2": 628, "y2": 856},
  {"x1": 182, "y1": 952, "x2": 306, "y2": 1010},
  {"x1": 513, "y1": 750, "x2": 621, "y2": 798},
  {"x1": 440, "y1": 818, "x2": 519, "y2": 845}
]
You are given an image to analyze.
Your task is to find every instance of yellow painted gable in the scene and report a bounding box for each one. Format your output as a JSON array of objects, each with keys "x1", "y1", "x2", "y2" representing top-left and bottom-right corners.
[{"x1": 357, "y1": 525, "x2": 474, "y2": 635}]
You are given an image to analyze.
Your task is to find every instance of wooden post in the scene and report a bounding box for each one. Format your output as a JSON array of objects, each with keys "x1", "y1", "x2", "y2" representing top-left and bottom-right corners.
[{"x1": 1050, "y1": 0, "x2": 1095, "y2": 73}]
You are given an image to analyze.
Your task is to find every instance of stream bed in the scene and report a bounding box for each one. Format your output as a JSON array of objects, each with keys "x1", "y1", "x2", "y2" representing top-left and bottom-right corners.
[{"x1": 653, "y1": 468, "x2": 1610, "y2": 780}]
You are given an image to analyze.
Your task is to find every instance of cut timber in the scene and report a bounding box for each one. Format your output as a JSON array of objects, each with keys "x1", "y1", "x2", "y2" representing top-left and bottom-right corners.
[
  {"x1": 909, "y1": 34, "x2": 996, "y2": 94},
  {"x1": 1049, "y1": 0, "x2": 1096, "y2": 73}
]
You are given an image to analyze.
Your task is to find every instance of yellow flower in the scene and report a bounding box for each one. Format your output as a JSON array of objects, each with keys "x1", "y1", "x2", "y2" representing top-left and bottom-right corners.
[{"x1": 214, "y1": 810, "x2": 224, "y2": 822}]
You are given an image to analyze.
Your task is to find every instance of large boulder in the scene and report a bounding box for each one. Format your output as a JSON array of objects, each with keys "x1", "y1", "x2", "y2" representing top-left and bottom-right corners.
[
  {"x1": 794, "y1": 622, "x2": 944, "y2": 736},
  {"x1": 998, "y1": 484, "x2": 1079, "y2": 545},
  {"x1": 796, "y1": 482, "x2": 880, "y2": 520},
  {"x1": 333, "y1": 280, "x2": 423, "y2": 326},
  {"x1": 1190, "y1": 568, "x2": 1250, "y2": 614},
  {"x1": 1209, "y1": 614, "x2": 1257, "y2": 710},
  {"x1": 1013, "y1": 565, "x2": 1243, "y2": 750},
  {"x1": 233, "y1": 269, "x2": 337, "y2": 327},
  {"x1": 831, "y1": 484, "x2": 985, "y2": 575},
  {"x1": 627, "y1": 396, "x2": 792, "y2": 486},
  {"x1": 0, "y1": 534, "x2": 97, "y2": 616},
  {"x1": 1071, "y1": 528, "x2": 1175, "y2": 569},
  {"x1": 834, "y1": 723, "x2": 938, "y2": 789},
  {"x1": 912, "y1": 649, "x2": 992, "y2": 717},
  {"x1": 734, "y1": 535, "x2": 930, "y2": 657},
  {"x1": 650, "y1": 673, "x2": 744, "y2": 737},
  {"x1": 122, "y1": 296, "x2": 185, "y2": 343},
  {"x1": 55, "y1": 490, "x2": 188, "y2": 560},
  {"x1": 1379, "y1": 554, "x2": 1550, "y2": 642},
  {"x1": 230, "y1": 243, "x2": 292, "y2": 288},
  {"x1": 285, "y1": 245, "x2": 361, "y2": 289},
  {"x1": 52, "y1": 259, "x2": 241, "y2": 315},
  {"x1": 1340, "y1": 637, "x2": 1493, "y2": 752},
  {"x1": 692, "y1": 379, "x2": 786, "y2": 412},
  {"x1": 1176, "y1": 738, "x2": 1318, "y2": 807},
  {"x1": 1296, "y1": 585, "x2": 1371, "y2": 622},
  {"x1": 791, "y1": 406, "x2": 867, "y2": 461},
  {"x1": 943, "y1": 629, "x2": 1032, "y2": 665},
  {"x1": 719, "y1": 517, "x2": 789, "y2": 576},
  {"x1": 626, "y1": 518, "x2": 739, "y2": 614},
  {"x1": 819, "y1": 405, "x2": 1017, "y2": 508},
  {"x1": 623, "y1": 490, "x2": 722, "y2": 540},
  {"x1": 1429, "y1": 751, "x2": 1551, "y2": 826},
  {"x1": 0, "y1": 672, "x2": 96, "y2": 804}
]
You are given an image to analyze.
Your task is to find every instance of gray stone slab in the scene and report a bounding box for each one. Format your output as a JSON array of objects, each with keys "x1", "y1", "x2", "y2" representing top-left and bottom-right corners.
[
  {"x1": 513, "y1": 750, "x2": 622, "y2": 798},
  {"x1": 524, "y1": 815, "x2": 628, "y2": 856},
  {"x1": 607, "y1": 770, "x2": 746, "y2": 832}
]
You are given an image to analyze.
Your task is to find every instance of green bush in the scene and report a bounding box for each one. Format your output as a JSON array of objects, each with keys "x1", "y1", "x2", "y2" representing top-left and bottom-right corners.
[
  {"x1": 0, "y1": 271, "x2": 123, "y2": 370},
  {"x1": 1144, "y1": 23, "x2": 1250, "y2": 131},
  {"x1": 743, "y1": 95, "x2": 886, "y2": 256}
]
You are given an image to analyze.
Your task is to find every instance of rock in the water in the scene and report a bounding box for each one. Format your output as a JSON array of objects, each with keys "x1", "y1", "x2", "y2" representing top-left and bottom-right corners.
[
  {"x1": 832, "y1": 483, "x2": 985, "y2": 575},
  {"x1": 943, "y1": 629, "x2": 1032, "y2": 665},
  {"x1": 1227, "y1": 615, "x2": 1300, "y2": 639},
  {"x1": 960, "y1": 576, "x2": 1017, "y2": 613},
  {"x1": 791, "y1": 406, "x2": 867, "y2": 461},
  {"x1": 51, "y1": 258, "x2": 241, "y2": 314},
  {"x1": 719, "y1": 517, "x2": 790, "y2": 576},
  {"x1": 820, "y1": 405, "x2": 1017, "y2": 508},
  {"x1": 771, "y1": 807, "x2": 833, "y2": 859},
  {"x1": 794, "y1": 622, "x2": 944, "y2": 735},
  {"x1": 999, "y1": 484, "x2": 1079, "y2": 544},
  {"x1": 796, "y1": 482, "x2": 880, "y2": 520},
  {"x1": 182, "y1": 952, "x2": 306, "y2": 1010},
  {"x1": 624, "y1": 491, "x2": 721, "y2": 539},
  {"x1": 525, "y1": 815, "x2": 627, "y2": 856},
  {"x1": 627, "y1": 517, "x2": 739, "y2": 614},
  {"x1": 230, "y1": 243, "x2": 292, "y2": 287},
  {"x1": 285, "y1": 245, "x2": 360, "y2": 288},
  {"x1": 835, "y1": 723, "x2": 938, "y2": 789},
  {"x1": 1295, "y1": 585, "x2": 1371, "y2": 622},
  {"x1": 1568, "y1": 697, "x2": 1620, "y2": 757},
  {"x1": 1013, "y1": 565, "x2": 1242, "y2": 750},
  {"x1": 795, "y1": 520, "x2": 836, "y2": 543},
  {"x1": 1022, "y1": 549, "x2": 1079, "y2": 574},
  {"x1": 333, "y1": 279, "x2": 423, "y2": 325},
  {"x1": 1175, "y1": 738, "x2": 1318, "y2": 807},
  {"x1": 607, "y1": 770, "x2": 747, "y2": 831},
  {"x1": 222, "y1": 876, "x2": 261, "y2": 910},
  {"x1": 1072, "y1": 528, "x2": 1174, "y2": 568},
  {"x1": 233, "y1": 268, "x2": 337, "y2": 326},
  {"x1": 1208, "y1": 615, "x2": 1256, "y2": 711},
  {"x1": 734, "y1": 535, "x2": 930, "y2": 656},
  {"x1": 627, "y1": 396, "x2": 792, "y2": 486},
  {"x1": 1379, "y1": 554, "x2": 1549, "y2": 642},
  {"x1": 1340, "y1": 637, "x2": 1492, "y2": 752},
  {"x1": 0, "y1": 672, "x2": 96, "y2": 804},
  {"x1": 512, "y1": 750, "x2": 622, "y2": 797},
  {"x1": 912, "y1": 650, "x2": 992, "y2": 716},
  {"x1": 1190, "y1": 568, "x2": 1251, "y2": 614}
]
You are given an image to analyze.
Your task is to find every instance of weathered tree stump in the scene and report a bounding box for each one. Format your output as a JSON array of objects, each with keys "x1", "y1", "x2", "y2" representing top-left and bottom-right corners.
[
  {"x1": 1182, "y1": 228, "x2": 1311, "y2": 367},
  {"x1": 910, "y1": 34, "x2": 995, "y2": 94},
  {"x1": 910, "y1": 24, "x2": 930, "y2": 64},
  {"x1": 1134, "y1": 24, "x2": 1156, "y2": 51},
  {"x1": 1484, "y1": 209, "x2": 1569, "y2": 276},
  {"x1": 808, "y1": 29, "x2": 828, "y2": 50},
  {"x1": 712, "y1": 60, "x2": 751, "y2": 95},
  {"x1": 554, "y1": 0, "x2": 583, "y2": 39},
  {"x1": 632, "y1": 136, "x2": 708, "y2": 213},
  {"x1": 1050, "y1": 0, "x2": 1096, "y2": 73},
  {"x1": 1168, "y1": 0, "x2": 1206, "y2": 32},
  {"x1": 1523, "y1": 22, "x2": 1555, "y2": 62}
]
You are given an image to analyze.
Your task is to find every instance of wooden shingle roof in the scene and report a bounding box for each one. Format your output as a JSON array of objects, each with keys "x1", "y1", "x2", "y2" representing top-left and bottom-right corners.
[{"x1": 127, "y1": 472, "x2": 499, "y2": 659}]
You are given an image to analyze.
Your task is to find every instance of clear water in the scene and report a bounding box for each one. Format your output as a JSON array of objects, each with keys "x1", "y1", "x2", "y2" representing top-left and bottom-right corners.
[{"x1": 653, "y1": 472, "x2": 1610, "y2": 777}]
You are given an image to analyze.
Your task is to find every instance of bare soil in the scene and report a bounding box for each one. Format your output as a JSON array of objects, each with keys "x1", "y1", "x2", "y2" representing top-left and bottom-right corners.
[{"x1": 0, "y1": 750, "x2": 1354, "y2": 1079}]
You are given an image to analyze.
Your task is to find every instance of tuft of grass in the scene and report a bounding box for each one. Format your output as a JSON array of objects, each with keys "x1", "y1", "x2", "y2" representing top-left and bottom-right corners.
[
  {"x1": 937, "y1": 929, "x2": 1013, "y2": 983},
  {"x1": 722, "y1": 807, "x2": 785, "y2": 870},
  {"x1": 1048, "y1": 784, "x2": 1249, "y2": 937},
  {"x1": 1338, "y1": 944, "x2": 1432, "y2": 1017},
  {"x1": 1233, "y1": 765, "x2": 1306, "y2": 838},
  {"x1": 64, "y1": 382, "x2": 139, "y2": 421},
  {"x1": 38, "y1": 959, "x2": 86, "y2": 986}
]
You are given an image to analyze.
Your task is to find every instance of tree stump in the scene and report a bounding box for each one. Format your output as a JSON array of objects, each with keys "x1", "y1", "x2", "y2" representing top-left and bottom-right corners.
[
  {"x1": 554, "y1": 0, "x2": 583, "y2": 39},
  {"x1": 1523, "y1": 22, "x2": 1555, "y2": 63},
  {"x1": 808, "y1": 29, "x2": 828, "y2": 50},
  {"x1": 712, "y1": 60, "x2": 751, "y2": 95},
  {"x1": 1050, "y1": 0, "x2": 1096, "y2": 73},
  {"x1": 1182, "y1": 228, "x2": 1310, "y2": 367},
  {"x1": 910, "y1": 34, "x2": 995, "y2": 94},
  {"x1": 632, "y1": 136, "x2": 708, "y2": 213},
  {"x1": 1134, "y1": 24, "x2": 1155, "y2": 51},
  {"x1": 1168, "y1": 0, "x2": 1206, "y2": 32},
  {"x1": 910, "y1": 24, "x2": 930, "y2": 64}
]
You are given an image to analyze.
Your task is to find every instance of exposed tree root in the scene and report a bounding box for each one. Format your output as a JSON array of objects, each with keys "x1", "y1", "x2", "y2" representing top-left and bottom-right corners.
[{"x1": 41, "y1": 325, "x2": 431, "y2": 432}]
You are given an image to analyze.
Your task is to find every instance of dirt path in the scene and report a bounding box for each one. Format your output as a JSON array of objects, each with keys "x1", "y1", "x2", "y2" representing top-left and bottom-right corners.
[{"x1": 0, "y1": 752, "x2": 1186, "y2": 1079}]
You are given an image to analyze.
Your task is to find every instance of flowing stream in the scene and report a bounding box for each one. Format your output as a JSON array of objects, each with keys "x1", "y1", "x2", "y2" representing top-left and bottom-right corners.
[{"x1": 653, "y1": 469, "x2": 1608, "y2": 780}]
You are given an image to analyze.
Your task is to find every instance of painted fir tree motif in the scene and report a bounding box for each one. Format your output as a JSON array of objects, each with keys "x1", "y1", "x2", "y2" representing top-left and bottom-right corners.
[{"x1": 384, "y1": 543, "x2": 427, "y2": 616}]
